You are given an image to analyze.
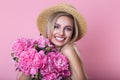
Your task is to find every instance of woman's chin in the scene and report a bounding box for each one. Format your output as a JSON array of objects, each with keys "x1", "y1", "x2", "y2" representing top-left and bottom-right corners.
[{"x1": 54, "y1": 43, "x2": 64, "y2": 47}]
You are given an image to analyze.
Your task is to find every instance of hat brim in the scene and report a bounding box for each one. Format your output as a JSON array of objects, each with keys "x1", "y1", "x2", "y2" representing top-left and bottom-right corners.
[{"x1": 37, "y1": 3, "x2": 87, "y2": 41}]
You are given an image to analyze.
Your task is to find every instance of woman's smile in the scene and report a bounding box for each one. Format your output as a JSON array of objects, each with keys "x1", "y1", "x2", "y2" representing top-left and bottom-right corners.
[{"x1": 55, "y1": 36, "x2": 65, "y2": 41}]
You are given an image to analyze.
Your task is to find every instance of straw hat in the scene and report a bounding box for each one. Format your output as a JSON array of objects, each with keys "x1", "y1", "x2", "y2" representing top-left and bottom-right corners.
[{"x1": 37, "y1": 3, "x2": 87, "y2": 41}]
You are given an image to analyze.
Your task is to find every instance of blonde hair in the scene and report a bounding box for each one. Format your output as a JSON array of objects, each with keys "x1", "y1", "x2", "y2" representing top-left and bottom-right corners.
[{"x1": 45, "y1": 12, "x2": 79, "y2": 43}]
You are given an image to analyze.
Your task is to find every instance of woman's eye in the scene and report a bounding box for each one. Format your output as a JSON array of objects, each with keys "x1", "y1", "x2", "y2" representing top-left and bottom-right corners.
[{"x1": 65, "y1": 27, "x2": 72, "y2": 31}]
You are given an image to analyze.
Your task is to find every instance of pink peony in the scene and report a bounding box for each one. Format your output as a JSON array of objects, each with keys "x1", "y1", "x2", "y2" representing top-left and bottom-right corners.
[
  {"x1": 11, "y1": 35, "x2": 71, "y2": 80},
  {"x1": 42, "y1": 73, "x2": 57, "y2": 80},
  {"x1": 12, "y1": 38, "x2": 30, "y2": 53},
  {"x1": 32, "y1": 50, "x2": 47, "y2": 69},
  {"x1": 18, "y1": 48, "x2": 37, "y2": 75}
]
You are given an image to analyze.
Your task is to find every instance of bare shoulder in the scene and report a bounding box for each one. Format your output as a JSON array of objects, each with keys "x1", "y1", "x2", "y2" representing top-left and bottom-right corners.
[
  {"x1": 61, "y1": 44, "x2": 87, "y2": 80},
  {"x1": 61, "y1": 43, "x2": 75, "y2": 55},
  {"x1": 61, "y1": 43, "x2": 81, "y2": 62},
  {"x1": 61, "y1": 43, "x2": 75, "y2": 53}
]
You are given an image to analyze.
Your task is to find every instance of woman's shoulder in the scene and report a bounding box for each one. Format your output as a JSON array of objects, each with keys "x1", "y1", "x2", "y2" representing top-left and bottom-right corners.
[
  {"x1": 61, "y1": 43, "x2": 79, "y2": 58},
  {"x1": 61, "y1": 43, "x2": 75, "y2": 52},
  {"x1": 62, "y1": 43, "x2": 80, "y2": 53}
]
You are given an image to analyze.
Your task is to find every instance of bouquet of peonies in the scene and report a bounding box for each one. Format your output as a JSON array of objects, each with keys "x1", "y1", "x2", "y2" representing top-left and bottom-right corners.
[{"x1": 11, "y1": 35, "x2": 71, "y2": 80}]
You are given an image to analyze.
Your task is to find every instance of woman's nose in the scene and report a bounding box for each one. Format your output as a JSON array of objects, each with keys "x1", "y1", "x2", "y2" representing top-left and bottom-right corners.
[{"x1": 59, "y1": 29, "x2": 64, "y2": 35}]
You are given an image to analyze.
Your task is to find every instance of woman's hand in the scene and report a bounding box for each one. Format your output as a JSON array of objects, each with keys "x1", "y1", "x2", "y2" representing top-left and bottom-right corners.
[{"x1": 18, "y1": 73, "x2": 31, "y2": 80}]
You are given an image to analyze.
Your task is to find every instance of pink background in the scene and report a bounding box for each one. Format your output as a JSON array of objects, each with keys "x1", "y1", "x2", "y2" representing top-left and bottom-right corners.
[{"x1": 0, "y1": 0, "x2": 120, "y2": 80}]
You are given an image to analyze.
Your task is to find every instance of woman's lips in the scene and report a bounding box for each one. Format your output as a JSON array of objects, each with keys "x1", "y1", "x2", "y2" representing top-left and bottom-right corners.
[{"x1": 55, "y1": 37, "x2": 65, "y2": 41}]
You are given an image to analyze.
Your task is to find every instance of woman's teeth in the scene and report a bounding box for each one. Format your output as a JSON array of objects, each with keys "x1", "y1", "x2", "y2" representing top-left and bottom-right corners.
[{"x1": 56, "y1": 37, "x2": 65, "y2": 41}]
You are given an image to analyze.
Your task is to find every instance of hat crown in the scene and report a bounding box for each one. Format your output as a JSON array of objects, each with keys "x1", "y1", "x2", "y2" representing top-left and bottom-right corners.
[{"x1": 58, "y1": 3, "x2": 76, "y2": 9}]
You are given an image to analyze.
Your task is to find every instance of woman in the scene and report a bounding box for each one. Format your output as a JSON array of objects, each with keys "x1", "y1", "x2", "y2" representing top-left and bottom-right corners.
[{"x1": 19, "y1": 3, "x2": 87, "y2": 80}]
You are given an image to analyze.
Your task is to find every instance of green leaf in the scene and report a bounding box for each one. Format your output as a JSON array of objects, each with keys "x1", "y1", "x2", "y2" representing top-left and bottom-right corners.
[
  {"x1": 13, "y1": 57, "x2": 18, "y2": 62},
  {"x1": 34, "y1": 44, "x2": 38, "y2": 48},
  {"x1": 46, "y1": 47, "x2": 51, "y2": 52}
]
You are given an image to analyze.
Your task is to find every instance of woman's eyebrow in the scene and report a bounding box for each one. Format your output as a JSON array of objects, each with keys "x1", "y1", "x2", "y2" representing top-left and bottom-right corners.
[{"x1": 55, "y1": 23, "x2": 60, "y2": 26}]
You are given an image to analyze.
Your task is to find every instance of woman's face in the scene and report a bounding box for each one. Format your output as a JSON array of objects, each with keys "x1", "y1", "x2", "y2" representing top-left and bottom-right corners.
[{"x1": 50, "y1": 16, "x2": 74, "y2": 47}]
